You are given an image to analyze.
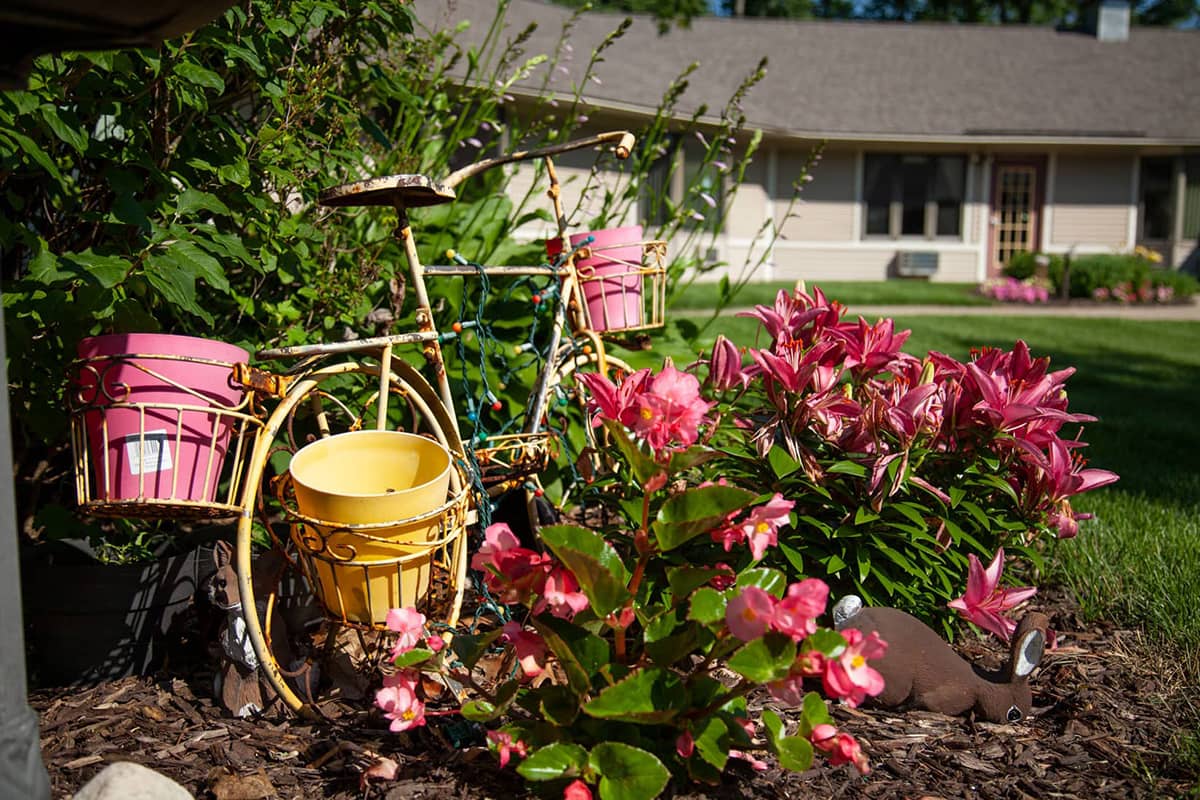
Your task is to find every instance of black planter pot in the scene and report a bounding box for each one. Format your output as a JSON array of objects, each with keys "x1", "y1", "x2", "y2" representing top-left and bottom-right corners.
[{"x1": 21, "y1": 540, "x2": 216, "y2": 688}]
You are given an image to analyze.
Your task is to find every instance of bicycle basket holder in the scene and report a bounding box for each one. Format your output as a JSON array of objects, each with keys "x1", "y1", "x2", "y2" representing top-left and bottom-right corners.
[
  {"x1": 69, "y1": 341, "x2": 262, "y2": 521},
  {"x1": 277, "y1": 461, "x2": 470, "y2": 631},
  {"x1": 473, "y1": 432, "x2": 554, "y2": 489},
  {"x1": 574, "y1": 239, "x2": 667, "y2": 335}
]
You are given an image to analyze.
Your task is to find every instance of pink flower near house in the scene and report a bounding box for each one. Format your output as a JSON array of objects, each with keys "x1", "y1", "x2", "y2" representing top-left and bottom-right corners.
[
  {"x1": 385, "y1": 607, "x2": 426, "y2": 659},
  {"x1": 375, "y1": 670, "x2": 426, "y2": 733},
  {"x1": 501, "y1": 621, "x2": 548, "y2": 679},
  {"x1": 822, "y1": 628, "x2": 887, "y2": 707},
  {"x1": 740, "y1": 493, "x2": 794, "y2": 561},
  {"x1": 773, "y1": 578, "x2": 829, "y2": 641},
  {"x1": 563, "y1": 779, "x2": 593, "y2": 800},
  {"x1": 947, "y1": 548, "x2": 1038, "y2": 641},
  {"x1": 533, "y1": 567, "x2": 589, "y2": 620},
  {"x1": 486, "y1": 730, "x2": 528, "y2": 768},
  {"x1": 726, "y1": 586, "x2": 777, "y2": 641}
]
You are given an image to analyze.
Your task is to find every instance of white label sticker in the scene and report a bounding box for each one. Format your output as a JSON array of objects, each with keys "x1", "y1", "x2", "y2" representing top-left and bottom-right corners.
[{"x1": 124, "y1": 429, "x2": 174, "y2": 475}]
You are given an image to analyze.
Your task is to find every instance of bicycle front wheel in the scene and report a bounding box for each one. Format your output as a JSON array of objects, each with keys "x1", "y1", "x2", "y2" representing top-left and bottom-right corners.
[{"x1": 234, "y1": 358, "x2": 469, "y2": 715}]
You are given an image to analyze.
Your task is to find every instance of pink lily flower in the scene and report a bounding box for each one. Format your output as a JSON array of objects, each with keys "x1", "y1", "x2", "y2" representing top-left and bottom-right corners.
[
  {"x1": 706, "y1": 334, "x2": 746, "y2": 391},
  {"x1": 385, "y1": 607, "x2": 426, "y2": 659},
  {"x1": 948, "y1": 548, "x2": 1038, "y2": 641},
  {"x1": 832, "y1": 316, "x2": 911, "y2": 376}
]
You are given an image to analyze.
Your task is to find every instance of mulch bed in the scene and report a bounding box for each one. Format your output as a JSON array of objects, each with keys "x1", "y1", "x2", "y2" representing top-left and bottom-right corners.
[{"x1": 32, "y1": 588, "x2": 1199, "y2": 800}]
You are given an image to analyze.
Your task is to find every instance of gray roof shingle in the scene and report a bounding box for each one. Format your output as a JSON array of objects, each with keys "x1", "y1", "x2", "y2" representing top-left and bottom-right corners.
[{"x1": 417, "y1": 0, "x2": 1200, "y2": 144}]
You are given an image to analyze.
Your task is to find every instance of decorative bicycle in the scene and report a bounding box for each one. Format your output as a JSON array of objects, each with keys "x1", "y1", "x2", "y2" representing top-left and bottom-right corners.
[{"x1": 68, "y1": 130, "x2": 667, "y2": 716}]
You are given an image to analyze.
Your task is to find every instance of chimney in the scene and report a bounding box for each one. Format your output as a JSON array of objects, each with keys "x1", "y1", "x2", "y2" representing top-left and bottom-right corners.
[{"x1": 1084, "y1": 0, "x2": 1131, "y2": 42}]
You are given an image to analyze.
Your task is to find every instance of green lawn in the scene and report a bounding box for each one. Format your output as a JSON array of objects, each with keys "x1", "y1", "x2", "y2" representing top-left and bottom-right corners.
[
  {"x1": 629, "y1": 314, "x2": 1200, "y2": 662},
  {"x1": 670, "y1": 280, "x2": 994, "y2": 311}
]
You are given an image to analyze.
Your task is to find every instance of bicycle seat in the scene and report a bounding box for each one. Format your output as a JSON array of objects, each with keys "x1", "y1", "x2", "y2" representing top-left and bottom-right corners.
[{"x1": 318, "y1": 174, "x2": 456, "y2": 208}]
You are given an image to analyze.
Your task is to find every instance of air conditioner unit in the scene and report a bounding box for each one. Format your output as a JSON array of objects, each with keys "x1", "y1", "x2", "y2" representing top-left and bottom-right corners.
[{"x1": 896, "y1": 251, "x2": 939, "y2": 277}]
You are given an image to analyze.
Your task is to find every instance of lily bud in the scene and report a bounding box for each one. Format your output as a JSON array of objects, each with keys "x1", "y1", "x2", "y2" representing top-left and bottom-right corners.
[
  {"x1": 708, "y1": 335, "x2": 743, "y2": 391},
  {"x1": 919, "y1": 358, "x2": 935, "y2": 385}
]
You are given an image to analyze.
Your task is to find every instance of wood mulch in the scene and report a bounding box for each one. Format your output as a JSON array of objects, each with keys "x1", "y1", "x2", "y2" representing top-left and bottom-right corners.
[{"x1": 32, "y1": 588, "x2": 1200, "y2": 800}]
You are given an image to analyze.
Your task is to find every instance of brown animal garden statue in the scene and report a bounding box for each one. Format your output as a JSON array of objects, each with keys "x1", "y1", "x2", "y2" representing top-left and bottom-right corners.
[
  {"x1": 832, "y1": 595, "x2": 1049, "y2": 723},
  {"x1": 206, "y1": 541, "x2": 315, "y2": 717}
]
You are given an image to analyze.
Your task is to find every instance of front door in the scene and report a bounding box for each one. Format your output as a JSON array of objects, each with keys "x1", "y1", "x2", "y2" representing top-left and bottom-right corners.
[{"x1": 989, "y1": 160, "x2": 1043, "y2": 276}]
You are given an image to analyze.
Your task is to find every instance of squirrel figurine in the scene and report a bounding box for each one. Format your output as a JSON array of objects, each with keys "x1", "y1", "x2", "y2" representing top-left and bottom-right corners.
[
  {"x1": 832, "y1": 595, "x2": 1049, "y2": 723},
  {"x1": 206, "y1": 541, "x2": 314, "y2": 717}
]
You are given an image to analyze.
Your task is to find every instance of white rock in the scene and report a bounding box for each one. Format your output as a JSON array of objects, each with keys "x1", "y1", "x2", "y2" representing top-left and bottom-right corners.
[{"x1": 72, "y1": 762, "x2": 193, "y2": 800}]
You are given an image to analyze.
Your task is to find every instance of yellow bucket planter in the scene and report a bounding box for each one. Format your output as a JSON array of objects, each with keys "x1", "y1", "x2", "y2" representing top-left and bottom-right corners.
[{"x1": 288, "y1": 430, "x2": 453, "y2": 625}]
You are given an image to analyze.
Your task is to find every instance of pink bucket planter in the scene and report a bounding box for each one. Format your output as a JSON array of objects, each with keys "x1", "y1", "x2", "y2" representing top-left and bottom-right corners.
[
  {"x1": 74, "y1": 333, "x2": 249, "y2": 504},
  {"x1": 549, "y1": 225, "x2": 645, "y2": 331}
]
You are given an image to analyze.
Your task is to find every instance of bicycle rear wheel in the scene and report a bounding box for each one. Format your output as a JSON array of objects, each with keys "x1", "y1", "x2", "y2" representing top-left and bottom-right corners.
[{"x1": 234, "y1": 358, "x2": 468, "y2": 715}]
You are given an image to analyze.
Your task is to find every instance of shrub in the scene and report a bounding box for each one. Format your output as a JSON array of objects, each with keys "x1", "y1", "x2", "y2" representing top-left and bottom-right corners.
[
  {"x1": 1003, "y1": 250, "x2": 1197, "y2": 303},
  {"x1": 694, "y1": 286, "x2": 1118, "y2": 630},
  {"x1": 373, "y1": 363, "x2": 882, "y2": 798}
]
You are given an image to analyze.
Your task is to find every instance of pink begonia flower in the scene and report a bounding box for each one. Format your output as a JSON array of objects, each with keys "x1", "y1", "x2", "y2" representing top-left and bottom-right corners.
[
  {"x1": 676, "y1": 730, "x2": 695, "y2": 759},
  {"x1": 425, "y1": 635, "x2": 445, "y2": 653},
  {"x1": 470, "y1": 522, "x2": 552, "y2": 604},
  {"x1": 766, "y1": 673, "x2": 806, "y2": 706},
  {"x1": 728, "y1": 749, "x2": 768, "y2": 771},
  {"x1": 741, "y1": 493, "x2": 794, "y2": 561},
  {"x1": 811, "y1": 724, "x2": 870, "y2": 774},
  {"x1": 710, "y1": 521, "x2": 744, "y2": 553},
  {"x1": 726, "y1": 586, "x2": 777, "y2": 641},
  {"x1": 709, "y1": 563, "x2": 736, "y2": 591},
  {"x1": 385, "y1": 607, "x2": 426, "y2": 659},
  {"x1": 563, "y1": 779, "x2": 593, "y2": 800},
  {"x1": 502, "y1": 621, "x2": 547, "y2": 679},
  {"x1": 533, "y1": 567, "x2": 590, "y2": 620},
  {"x1": 631, "y1": 364, "x2": 712, "y2": 453},
  {"x1": 773, "y1": 578, "x2": 829, "y2": 641},
  {"x1": 822, "y1": 628, "x2": 887, "y2": 708},
  {"x1": 375, "y1": 670, "x2": 426, "y2": 732},
  {"x1": 948, "y1": 548, "x2": 1038, "y2": 641},
  {"x1": 486, "y1": 730, "x2": 528, "y2": 768}
]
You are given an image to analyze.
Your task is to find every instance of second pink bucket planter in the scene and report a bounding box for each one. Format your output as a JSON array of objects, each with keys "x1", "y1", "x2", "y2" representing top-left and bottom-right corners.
[
  {"x1": 550, "y1": 225, "x2": 645, "y2": 332},
  {"x1": 72, "y1": 333, "x2": 250, "y2": 507}
]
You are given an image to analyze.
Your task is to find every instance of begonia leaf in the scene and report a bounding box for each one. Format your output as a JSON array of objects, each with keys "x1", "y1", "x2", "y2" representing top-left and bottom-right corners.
[
  {"x1": 588, "y1": 742, "x2": 670, "y2": 800},
  {"x1": 735, "y1": 567, "x2": 787, "y2": 598},
  {"x1": 541, "y1": 524, "x2": 631, "y2": 618},
  {"x1": 727, "y1": 633, "x2": 795, "y2": 683},
  {"x1": 688, "y1": 587, "x2": 727, "y2": 624},
  {"x1": 775, "y1": 735, "x2": 814, "y2": 772},
  {"x1": 582, "y1": 667, "x2": 687, "y2": 724},
  {"x1": 652, "y1": 485, "x2": 755, "y2": 552},
  {"x1": 532, "y1": 614, "x2": 609, "y2": 694},
  {"x1": 517, "y1": 742, "x2": 589, "y2": 781}
]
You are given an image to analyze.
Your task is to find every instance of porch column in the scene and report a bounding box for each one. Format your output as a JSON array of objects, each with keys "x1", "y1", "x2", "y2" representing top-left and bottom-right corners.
[{"x1": 0, "y1": 304, "x2": 51, "y2": 799}]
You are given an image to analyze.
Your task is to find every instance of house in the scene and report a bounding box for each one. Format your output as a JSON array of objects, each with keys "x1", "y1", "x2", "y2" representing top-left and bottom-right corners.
[{"x1": 418, "y1": 0, "x2": 1200, "y2": 283}]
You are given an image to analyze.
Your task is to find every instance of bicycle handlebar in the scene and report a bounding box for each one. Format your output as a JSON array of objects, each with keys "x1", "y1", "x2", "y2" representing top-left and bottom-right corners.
[{"x1": 442, "y1": 130, "x2": 635, "y2": 190}]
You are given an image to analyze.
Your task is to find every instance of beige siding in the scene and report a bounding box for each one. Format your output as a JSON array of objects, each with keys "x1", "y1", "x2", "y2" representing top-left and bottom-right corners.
[
  {"x1": 775, "y1": 149, "x2": 856, "y2": 242},
  {"x1": 724, "y1": 155, "x2": 768, "y2": 239},
  {"x1": 758, "y1": 245, "x2": 978, "y2": 283},
  {"x1": 1050, "y1": 155, "x2": 1132, "y2": 249}
]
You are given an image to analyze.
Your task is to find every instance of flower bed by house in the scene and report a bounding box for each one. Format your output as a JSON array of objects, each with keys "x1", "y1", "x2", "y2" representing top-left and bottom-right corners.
[
  {"x1": 362, "y1": 286, "x2": 1117, "y2": 800},
  {"x1": 1001, "y1": 249, "x2": 1199, "y2": 304}
]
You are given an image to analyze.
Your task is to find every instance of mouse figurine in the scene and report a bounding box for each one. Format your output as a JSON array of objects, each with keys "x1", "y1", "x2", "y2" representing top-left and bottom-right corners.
[
  {"x1": 832, "y1": 595, "x2": 1049, "y2": 723},
  {"x1": 206, "y1": 541, "x2": 314, "y2": 717}
]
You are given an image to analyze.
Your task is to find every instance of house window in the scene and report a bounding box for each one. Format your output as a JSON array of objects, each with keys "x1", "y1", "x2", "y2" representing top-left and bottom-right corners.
[
  {"x1": 1139, "y1": 157, "x2": 1173, "y2": 241},
  {"x1": 863, "y1": 154, "x2": 965, "y2": 239},
  {"x1": 1138, "y1": 156, "x2": 1200, "y2": 243},
  {"x1": 639, "y1": 137, "x2": 723, "y2": 233}
]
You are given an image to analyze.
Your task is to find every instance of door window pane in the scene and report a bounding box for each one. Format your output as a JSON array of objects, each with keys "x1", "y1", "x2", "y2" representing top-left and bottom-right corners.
[{"x1": 1140, "y1": 157, "x2": 1173, "y2": 240}]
